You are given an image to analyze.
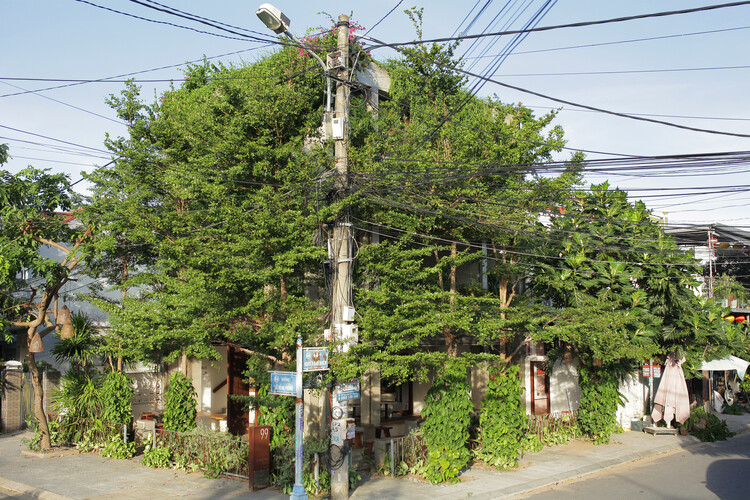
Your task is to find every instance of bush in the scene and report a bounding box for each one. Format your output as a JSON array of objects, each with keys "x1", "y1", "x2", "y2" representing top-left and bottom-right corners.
[
  {"x1": 163, "y1": 372, "x2": 197, "y2": 432},
  {"x1": 421, "y1": 366, "x2": 473, "y2": 484},
  {"x1": 101, "y1": 435, "x2": 136, "y2": 459},
  {"x1": 577, "y1": 366, "x2": 621, "y2": 444},
  {"x1": 100, "y1": 371, "x2": 134, "y2": 425},
  {"x1": 685, "y1": 407, "x2": 734, "y2": 442},
  {"x1": 475, "y1": 365, "x2": 526, "y2": 469},
  {"x1": 142, "y1": 439, "x2": 174, "y2": 469}
]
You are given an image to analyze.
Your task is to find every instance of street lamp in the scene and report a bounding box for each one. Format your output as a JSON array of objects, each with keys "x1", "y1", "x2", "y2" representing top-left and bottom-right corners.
[{"x1": 256, "y1": 3, "x2": 332, "y2": 113}]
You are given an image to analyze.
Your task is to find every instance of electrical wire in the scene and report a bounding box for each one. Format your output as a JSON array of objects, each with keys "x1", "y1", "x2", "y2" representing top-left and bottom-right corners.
[
  {"x1": 369, "y1": 1, "x2": 750, "y2": 49},
  {"x1": 73, "y1": 0, "x2": 276, "y2": 43}
]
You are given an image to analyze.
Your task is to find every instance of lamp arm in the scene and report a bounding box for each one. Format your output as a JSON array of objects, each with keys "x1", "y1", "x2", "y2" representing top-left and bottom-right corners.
[{"x1": 284, "y1": 31, "x2": 332, "y2": 113}]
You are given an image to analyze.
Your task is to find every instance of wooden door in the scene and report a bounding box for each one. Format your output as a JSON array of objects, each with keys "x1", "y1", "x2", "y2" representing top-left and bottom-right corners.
[
  {"x1": 530, "y1": 361, "x2": 550, "y2": 415},
  {"x1": 227, "y1": 346, "x2": 250, "y2": 435}
]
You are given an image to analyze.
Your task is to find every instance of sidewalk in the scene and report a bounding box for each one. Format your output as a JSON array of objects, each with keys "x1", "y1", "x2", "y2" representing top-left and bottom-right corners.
[{"x1": 2, "y1": 413, "x2": 749, "y2": 500}]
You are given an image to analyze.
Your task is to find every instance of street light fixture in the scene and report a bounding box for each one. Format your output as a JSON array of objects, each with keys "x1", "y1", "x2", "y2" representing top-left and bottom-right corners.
[{"x1": 256, "y1": 3, "x2": 332, "y2": 113}]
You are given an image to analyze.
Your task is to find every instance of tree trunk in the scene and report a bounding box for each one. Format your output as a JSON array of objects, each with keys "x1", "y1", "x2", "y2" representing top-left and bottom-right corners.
[{"x1": 25, "y1": 344, "x2": 51, "y2": 449}]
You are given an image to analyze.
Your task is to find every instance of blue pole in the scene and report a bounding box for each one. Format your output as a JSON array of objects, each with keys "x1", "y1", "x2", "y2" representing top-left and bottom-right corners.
[{"x1": 291, "y1": 335, "x2": 307, "y2": 500}]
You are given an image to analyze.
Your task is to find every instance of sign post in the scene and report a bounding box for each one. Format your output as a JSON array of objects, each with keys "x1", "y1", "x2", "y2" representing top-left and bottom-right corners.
[
  {"x1": 268, "y1": 342, "x2": 331, "y2": 500},
  {"x1": 291, "y1": 335, "x2": 307, "y2": 500}
]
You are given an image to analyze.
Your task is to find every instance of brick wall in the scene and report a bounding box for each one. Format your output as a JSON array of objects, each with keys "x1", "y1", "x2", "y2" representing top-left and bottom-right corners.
[{"x1": 1, "y1": 367, "x2": 24, "y2": 432}]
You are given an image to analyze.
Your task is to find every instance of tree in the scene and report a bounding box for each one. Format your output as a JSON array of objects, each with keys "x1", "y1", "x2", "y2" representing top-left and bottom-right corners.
[
  {"x1": 81, "y1": 51, "x2": 330, "y2": 388},
  {"x1": 334, "y1": 31, "x2": 582, "y2": 385},
  {"x1": 0, "y1": 161, "x2": 90, "y2": 449},
  {"x1": 529, "y1": 182, "x2": 746, "y2": 440}
]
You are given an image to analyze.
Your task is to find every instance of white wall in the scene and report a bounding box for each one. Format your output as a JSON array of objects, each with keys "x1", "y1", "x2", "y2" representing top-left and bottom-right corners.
[{"x1": 617, "y1": 372, "x2": 649, "y2": 429}]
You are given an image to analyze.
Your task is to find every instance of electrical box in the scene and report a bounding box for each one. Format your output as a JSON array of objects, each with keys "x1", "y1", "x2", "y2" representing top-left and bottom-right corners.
[
  {"x1": 342, "y1": 306, "x2": 356, "y2": 322},
  {"x1": 331, "y1": 118, "x2": 344, "y2": 140},
  {"x1": 327, "y1": 50, "x2": 345, "y2": 70},
  {"x1": 337, "y1": 323, "x2": 358, "y2": 353}
]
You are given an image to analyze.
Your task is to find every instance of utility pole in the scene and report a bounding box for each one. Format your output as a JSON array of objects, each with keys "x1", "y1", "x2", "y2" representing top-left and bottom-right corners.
[{"x1": 330, "y1": 13, "x2": 352, "y2": 500}]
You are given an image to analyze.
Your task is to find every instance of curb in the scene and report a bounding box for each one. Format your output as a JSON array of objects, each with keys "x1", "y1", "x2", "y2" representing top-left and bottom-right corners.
[{"x1": 0, "y1": 477, "x2": 74, "y2": 500}]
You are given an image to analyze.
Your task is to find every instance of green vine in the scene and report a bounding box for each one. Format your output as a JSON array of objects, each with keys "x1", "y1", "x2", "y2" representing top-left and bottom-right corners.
[
  {"x1": 142, "y1": 439, "x2": 173, "y2": 469},
  {"x1": 475, "y1": 365, "x2": 525, "y2": 468},
  {"x1": 101, "y1": 435, "x2": 136, "y2": 459},
  {"x1": 100, "y1": 371, "x2": 134, "y2": 425},
  {"x1": 163, "y1": 372, "x2": 197, "y2": 432},
  {"x1": 421, "y1": 366, "x2": 473, "y2": 484},
  {"x1": 577, "y1": 365, "x2": 622, "y2": 444}
]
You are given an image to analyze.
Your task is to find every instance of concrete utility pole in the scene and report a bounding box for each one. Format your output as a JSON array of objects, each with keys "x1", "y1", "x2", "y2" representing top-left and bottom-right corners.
[{"x1": 330, "y1": 14, "x2": 352, "y2": 500}]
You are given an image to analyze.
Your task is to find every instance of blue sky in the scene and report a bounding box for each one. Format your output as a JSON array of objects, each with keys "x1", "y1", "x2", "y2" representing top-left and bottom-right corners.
[{"x1": 2, "y1": 0, "x2": 750, "y2": 225}]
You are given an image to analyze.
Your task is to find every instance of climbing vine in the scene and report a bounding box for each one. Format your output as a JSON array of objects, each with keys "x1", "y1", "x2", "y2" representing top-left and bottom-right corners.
[
  {"x1": 100, "y1": 371, "x2": 134, "y2": 425},
  {"x1": 474, "y1": 364, "x2": 526, "y2": 468},
  {"x1": 421, "y1": 366, "x2": 473, "y2": 484},
  {"x1": 577, "y1": 366, "x2": 622, "y2": 444},
  {"x1": 163, "y1": 372, "x2": 197, "y2": 432}
]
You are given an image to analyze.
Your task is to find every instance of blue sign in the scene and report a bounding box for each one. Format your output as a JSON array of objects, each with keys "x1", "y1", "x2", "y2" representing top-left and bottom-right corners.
[
  {"x1": 336, "y1": 380, "x2": 360, "y2": 401},
  {"x1": 302, "y1": 347, "x2": 329, "y2": 372},
  {"x1": 269, "y1": 371, "x2": 297, "y2": 396}
]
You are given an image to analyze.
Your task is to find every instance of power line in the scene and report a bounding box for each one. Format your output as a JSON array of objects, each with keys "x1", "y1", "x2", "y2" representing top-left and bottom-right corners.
[
  {"x1": 365, "y1": 0, "x2": 404, "y2": 35},
  {"x1": 73, "y1": 0, "x2": 275, "y2": 43},
  {"x1": 370, "y1": 1, "x2": 750, "y2": 49},
  {"x1": 372, "y1": 38, "x2": 750, "y2": 139},
  {"x1": 0, "y1": 46, "x2": 270, "y2": 98},
  {"x1": 492, "y1": 64, "x2": 750, "y2": 78},
  {"x1": 0, "y1": 125, "x2": 111, "y2": 155},
  {"x1": 463, "y1": 25, "x2": 750, "y2": 59}
]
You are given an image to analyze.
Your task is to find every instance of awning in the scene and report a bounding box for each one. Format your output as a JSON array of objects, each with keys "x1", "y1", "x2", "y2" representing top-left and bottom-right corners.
[{"x1": 699, "y1": 355, "x2": 750, "y2": 380}]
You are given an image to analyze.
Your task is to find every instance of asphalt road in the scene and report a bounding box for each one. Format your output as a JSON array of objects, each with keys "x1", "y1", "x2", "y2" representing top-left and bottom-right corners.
[{"x1": 514, "y1": 431, "x2": 750, "y2": 500}]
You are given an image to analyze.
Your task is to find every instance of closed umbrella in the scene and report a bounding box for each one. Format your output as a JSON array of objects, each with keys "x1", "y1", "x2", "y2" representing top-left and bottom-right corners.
[{"x1": 651, "y1": 353, "x2": 690, "y2": 426}]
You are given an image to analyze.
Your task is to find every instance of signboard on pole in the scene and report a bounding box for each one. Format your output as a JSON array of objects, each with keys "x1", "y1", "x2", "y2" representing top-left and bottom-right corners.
[
  {"x1": 642, "y1": 362, "x2": 662, "y2": 378},
  {"x1": 336, "y1": 379, "x2": 360, "y2": 401},
  {"x1": 269, "y1": 371, "x2": 297, "y2": 396},
  {"x1": 302, "y1": 347, "x2": 329, "y2": 372}
]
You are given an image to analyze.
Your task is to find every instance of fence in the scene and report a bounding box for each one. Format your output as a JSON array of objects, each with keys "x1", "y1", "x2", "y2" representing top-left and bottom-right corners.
[
  {"x1": 49, "y1": 416, "x2": 250, "y2": 477},
  {"x1": 50, "y1": 415, "x2": 127, "y2": 447},
  {"x1": 526, "y1": 410, "x2": 578, "y2": 440},
  {"x1": 382, "y1": 433, "x2": 427, "y2": 477},
  {"x1": 134, "y1": 427, "x2": 250, "y2": 477}
]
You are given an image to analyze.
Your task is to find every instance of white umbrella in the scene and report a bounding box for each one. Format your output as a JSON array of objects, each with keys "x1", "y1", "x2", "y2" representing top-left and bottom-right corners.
[
  {"x1": 699, "y1": 355, "x2": 750, "y2": 380},
  {"x1": 651, "y1": 353, "x2": 690, "y2": 425}
]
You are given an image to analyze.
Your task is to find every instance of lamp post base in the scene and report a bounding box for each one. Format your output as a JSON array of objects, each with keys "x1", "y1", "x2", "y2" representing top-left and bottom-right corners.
[{"x1": 290, "y1": 483, "x2": 308, "y2": 500}]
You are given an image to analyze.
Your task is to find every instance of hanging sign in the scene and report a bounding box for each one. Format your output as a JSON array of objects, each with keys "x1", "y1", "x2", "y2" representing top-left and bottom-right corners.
[
  {"x1": 336, "y1": 379, "x2": 360, "y2": 401},
  {"x1": 302, "y1": 347, "x2": 329, "y2": 372},
  {"x1": 269, "y1": 371, "x2": 297, "y2": 396}
]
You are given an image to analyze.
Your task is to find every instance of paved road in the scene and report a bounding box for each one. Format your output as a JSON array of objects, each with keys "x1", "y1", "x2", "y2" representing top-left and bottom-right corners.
[{"x1": 514, "y1": 431, "x2": 750, "y2": 500}]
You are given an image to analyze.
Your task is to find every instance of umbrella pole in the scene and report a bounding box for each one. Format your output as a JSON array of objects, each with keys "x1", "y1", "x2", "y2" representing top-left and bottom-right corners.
[{"x1": 649, "y1": 358, "x2": 654, "y2": 416}]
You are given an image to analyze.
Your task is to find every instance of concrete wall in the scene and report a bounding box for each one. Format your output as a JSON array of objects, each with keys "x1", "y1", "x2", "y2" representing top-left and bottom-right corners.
[
  {"x1": 617, "y1": 372, "x2": 649, "y2": 429},
  {"x1": 523, "y1": 356, "x2": 580, "y2": 415}
]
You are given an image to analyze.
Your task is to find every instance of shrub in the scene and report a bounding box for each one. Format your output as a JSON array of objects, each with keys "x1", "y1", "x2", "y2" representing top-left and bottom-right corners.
[
  {"x1": 685, "y1": 407, "x2": 734, "y2": 442},
  {"x1": 101, "y1": 435, "x2": 136, "y2": 459},
  {"x1": 100, "y1": 371, "x2": 134, "y2": 425},
  {"x1": 475, "y1": 365, "x2": 526, "y2": 469},
  {"x1": 421, "y1": 366, "x2": 473, "y2": 484},
  {"x1": 577, "y1": 366, "x2": 621, "y2": 444},
  {"x1": 163, "y1": 372, "x2": 197, "y2": 432},
  {"x1": 142, "y1": 439, "x2": 174, "y2": 469}
]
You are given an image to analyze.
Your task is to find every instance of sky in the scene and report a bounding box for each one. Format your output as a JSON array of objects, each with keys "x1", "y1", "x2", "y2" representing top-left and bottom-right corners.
[{"x1": 3, "y1": 0, "x2": 750, "y2": 227}]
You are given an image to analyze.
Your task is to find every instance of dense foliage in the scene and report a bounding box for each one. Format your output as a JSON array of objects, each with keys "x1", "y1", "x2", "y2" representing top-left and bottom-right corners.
[
  {"x1": 163, "y1": 372, "x2": 197, "y2": 432},
  {"x1": 420, "y1": 366, "x2": 473, "y2": 484},
  {"x1": 475, "y1": 365, "x2": 526, "y2": 468},
  {"x1": 576, "y1": 366, "x2": 622, "y2": 444},
  {"x1": 100, "y1": 371, "x2": 134, "y2": 424}
]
